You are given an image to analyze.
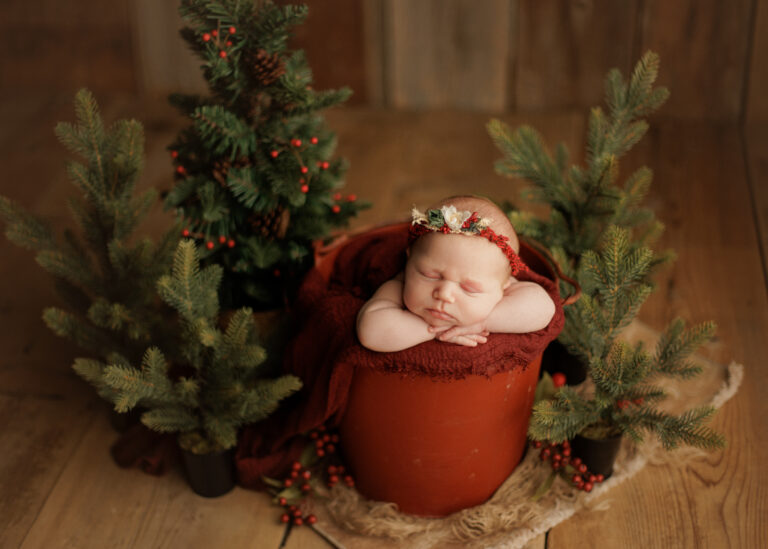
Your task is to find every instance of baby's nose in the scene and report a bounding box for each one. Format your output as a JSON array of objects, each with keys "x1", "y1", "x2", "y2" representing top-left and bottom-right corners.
[{"x1": 433, "y1": 282, "x2": 455, "y2": 303}]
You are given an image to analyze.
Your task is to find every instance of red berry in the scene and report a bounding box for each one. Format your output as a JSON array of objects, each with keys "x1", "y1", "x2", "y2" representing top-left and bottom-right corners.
[
  {"x1": 293, "y1": 509, "x2": 302, "y2": 518},
  {"x1": 226, "y1": 40, "x2": 232, "y2": 47},
  {"x1": 562, "y1": 448, "x2": 571, "y2": 457},
  {"x1": 572, "y1": 474, "x2": 582, "y2": 484},
  {"x1": 322, "y1": 434, "x2": 331, "y2": 443},
  {"x1": 321, "y1": 161, "x2": 330, "y2": 170},
  {"x1": 327, "y1": 465, "x2": 337, "y2": 475},
  {"x1": 584, "y1": 482, "x2": 594, "y2": 492},
  {"x1": 309, "y1": 432, "x2": 318, "y2": 440},
  {"x1": 553, "y1": 454, "x2": 562, "y2": 462},
  {"x1": 571, "y1": 457, "x2": 581, "y2": 467},
  {"x1": 292, "y1": 461, "x2": 302, "y2": 471},
  {"x1": 202, "y1": 33, "x2": 211, "y2": 42},
  {"x1": 289, "y1": 505, "x2": 297, "y2": 512},
  {"x1": 270, "y1": 150, "x2": 279, "y2": 158},
  {"x1": 325, "y1": 444, "x2": 336, "y2": 453},
  {"x1": 596, "y1": 474, "x2": 605, "y2": 483},
  {"x1": 562, "y1": 440, "x2": 570, "y2": 449},
  {"x1": 218, "y1": 235, "x2": 226, "y2": 244},
  {"x1": 278, "y1": 497, "x2": 287, "y2": 506},
  {"x1": 307, "y1": 514, "x2": 317, "y2": 525},
  {"x1": 176, "y1": 165, "x2": 186, "y2": 175},
  {"x1": 347, "y1": 194, "x2": 357, "y2": 202},
  {"x1": 579, "y1": 464, "x2": 588, "y2": 473},
  {"x1": 219, "y1": 50, "x2": 227, "y2": 59},
  {"x1": 310, "y1": 136, "x2": 318, "y2": 144},
  {"x1": 280, "y1": 513, "x2": 290, "y2": 523},
  {"x1": 316, "y1": 449, "x2": 325, "y2": 457},
  {"x1": 171, "y1": 150, "x2": 179, "y2": 158},
  {"x1": 227, "y1": 239, "x2": 235, "y2": 248},
  {"x1": 589, "y1": 474, "x2": 597, "y2": 483},
  {"x1": 633, "y1": 397, "x2": 644, "y2": 405},
  {"x1": 541, "y1": 448, "x2": 551, "y2": 460},
  {"x1": 552, "y1": 461, "x2": 561, "y2": 471},
  {"x1": 333, "y1": 193, "x2": 342, "y2": 201},
  {"x1": 302, "y1": 470, "x2": 311, "y2": 480},
  {"x1": 212, "y1": 29, "x2": 218, "y2": 37},
  {"x1": 283, "y1": 478, "x2": 293, "y2": 487},
  {"x1": 331, "y1": 205, "x2": 341, "y2": 214},
  {"x1": 329, "y1": 474, "x2": 339, "y2": 484},
  {"x1": 300, "y1": 166, "x2": 309, "y2": 174},
  {"x1": 532, "y1": 440, "x2": 542, "y2": 449},
  {"x1": 206, "y1": 241, "x2": 214, "y2": 250},
  {"x1": 301, "y1": 184, "x2": 309, "y2": 193},
  {"x1": 293, "y1": 517, "x2": 303, "y2": 526},
  {"x1": 229, "y1": 26, "x2": 236, "y2": 34},
  {"x1": 293, "y1": 139, "x2": 302, "y2": 147},
  {"x1": 315, "y1": 439, "x2": 324, "y2": 448},
  {"x1": 344, "y1": 475, "x2": 354, "y2": 486},
  {"x1": 290, "y1": 470, "x2": 299, "y2": 479},
  {"x1": 182, "y1": 229, "x2": 190, "y2": 237},
  {"x1": 301, "y1": 483, "x2": 311, "y2": 493},
  {"x1": 552, "y1": 372, "x2": 567, "y2": 388}
]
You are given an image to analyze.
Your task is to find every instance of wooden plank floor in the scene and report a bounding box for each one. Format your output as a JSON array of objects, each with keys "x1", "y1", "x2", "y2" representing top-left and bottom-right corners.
[{"x1": 0, "y1": 91, "x2": 765, "y2": 548}]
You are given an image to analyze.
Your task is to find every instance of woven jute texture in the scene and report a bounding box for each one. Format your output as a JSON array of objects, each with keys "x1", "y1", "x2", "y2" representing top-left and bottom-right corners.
[{"x1": 304, "y1": 322, "x2": 744, "y2": 549}]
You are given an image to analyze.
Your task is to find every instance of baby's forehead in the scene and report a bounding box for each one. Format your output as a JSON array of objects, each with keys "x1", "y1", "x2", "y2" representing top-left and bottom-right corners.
[{"x1": 410, "y1": 233, "x2": 510, "y2": 271}]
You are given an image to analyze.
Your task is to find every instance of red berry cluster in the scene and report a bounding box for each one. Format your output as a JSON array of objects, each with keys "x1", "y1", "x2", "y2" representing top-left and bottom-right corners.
[
  {"x1": 181, "y1": 228, "x2": 235, "y2": 250},
  {"x1": 269, "y1": 136, "x2": 331, "y2": 195},
  {"x1": 201, "y1": 26, "x2": 236, "y2": 59},
  {"x1": 330, "y1": 193, "x2": 357, "y2": 214},
  {"x1": 532, "y1": 440, "x2": 605, "y2": 492},
  {"x1": 272, "y1": 426, "x2": 355, "y2": 529}
]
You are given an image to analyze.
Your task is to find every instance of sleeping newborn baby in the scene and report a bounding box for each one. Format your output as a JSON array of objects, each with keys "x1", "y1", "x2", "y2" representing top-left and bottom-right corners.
[{"x1": 357, "y1": 196, "x2": 556, "y2": 352}]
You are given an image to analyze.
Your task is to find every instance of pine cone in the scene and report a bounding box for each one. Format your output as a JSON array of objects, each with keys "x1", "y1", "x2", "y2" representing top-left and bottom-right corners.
[
  {"x1": 249, "y1": 205, "x2": 290, "y2": 239},
  {"x1": 250, "y1": 49, "x2": 285, "y2": 87},
  {"x1": 212, "y1": 159, "x2": 231, "y2": 187}
]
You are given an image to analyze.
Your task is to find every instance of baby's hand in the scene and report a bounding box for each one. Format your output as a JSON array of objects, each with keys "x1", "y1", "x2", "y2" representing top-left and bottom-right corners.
[{"x1": 430, "y1": 322, "x2": 490, "y2": 347}]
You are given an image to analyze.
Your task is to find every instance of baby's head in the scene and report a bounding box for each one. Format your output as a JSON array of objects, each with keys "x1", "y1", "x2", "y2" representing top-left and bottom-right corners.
[{"x1": 403, "y1": 196, "x2": 524, "y2": 328}]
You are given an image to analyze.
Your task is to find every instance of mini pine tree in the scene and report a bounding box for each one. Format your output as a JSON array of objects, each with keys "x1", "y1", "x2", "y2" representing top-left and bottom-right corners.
[
  {"x1": 0, "y1": 89, "x2": 178, "y2": 401},
  {"x1": 487, "y1": 53, "x2": 724, "y2": 451},
  {"x1": 102, "y1": 240, "x2": 302, "y2": 454},
  {"x1": 487, "y1": 51, "x2": 672, "y2": 284},
  {"x1": 166, "y1": 0, "x2": 368, "y2": 308},
  {"x1": 528, "y1": 227, "x2": 724, "y2": 450}
]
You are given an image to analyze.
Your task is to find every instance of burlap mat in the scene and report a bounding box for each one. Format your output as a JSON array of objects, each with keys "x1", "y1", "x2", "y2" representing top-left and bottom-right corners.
[{"x1": 302, "y1": 321, "x2": 744, "y2": 549}]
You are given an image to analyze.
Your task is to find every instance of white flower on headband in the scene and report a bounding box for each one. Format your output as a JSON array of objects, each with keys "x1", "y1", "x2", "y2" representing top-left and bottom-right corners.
[{"x1": 441, "y1": 205, "x2": 471, "y2": 231}]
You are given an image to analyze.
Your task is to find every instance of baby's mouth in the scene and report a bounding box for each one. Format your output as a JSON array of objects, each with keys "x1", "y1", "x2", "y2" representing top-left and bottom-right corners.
[{"x1": 427, "y1": 308, "x2": 455, "y2": 321}]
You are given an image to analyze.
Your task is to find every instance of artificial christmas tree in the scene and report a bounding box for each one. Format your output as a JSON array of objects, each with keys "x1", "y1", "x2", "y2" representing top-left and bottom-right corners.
[
  {"x1": 166, "y1": 0, "x2": 368, "y2": 308},
  {"x1": 487, "y1": 52, "x2": 725, "y2": 470},
  {"x1": 0, "y1": 89, "x2": 178, "y2": 402},
  {"x1": 103, "y1": 240, "x2": 302, "y2": 494}
]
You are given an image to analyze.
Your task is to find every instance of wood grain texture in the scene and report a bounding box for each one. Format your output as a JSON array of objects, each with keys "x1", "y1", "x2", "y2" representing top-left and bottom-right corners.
[
  {"x1": 287, "y1": 0, "x2": 369, "y2": 105},
  {"x1": 0, "y1": 1, "x2": 136, "y2": 94},
  {"x1": 515, "y1": 0, "x2": 639, "y2": 111},
  {"x1": 746, "y1": 0, "x2": 768, "y2": 123},
  {"x1": 638, "y1": 0, "x2": 753, "y2": 121},
  {"x1": 386, "y1": 0, "x2": 514, "y2": 111},
  {"x1": 745, "y1": 123, "x2": 768, "y2": 290}
]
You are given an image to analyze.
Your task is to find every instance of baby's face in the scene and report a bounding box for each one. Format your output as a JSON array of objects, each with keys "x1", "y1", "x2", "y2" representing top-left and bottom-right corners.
[{"x1": 403, "y1": 233, "x2": 511, "y2": 328}]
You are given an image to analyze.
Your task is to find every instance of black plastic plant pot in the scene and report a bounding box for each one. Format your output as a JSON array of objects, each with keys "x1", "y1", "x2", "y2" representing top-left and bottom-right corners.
[
  {"x1": 181, "y1": 447, "x2": 236, "y2": 498},
  {"x1": 109, "y1": 407, "x2": 143, "y2": 433},
  {"x1": 570, "y1": 433, "x2": 623, "y2": 478},
  {"x1": 541, "y1": 340, "x2": 588, "y2": 385}
]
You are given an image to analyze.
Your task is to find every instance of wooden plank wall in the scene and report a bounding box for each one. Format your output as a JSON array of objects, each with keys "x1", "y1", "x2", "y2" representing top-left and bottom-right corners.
[
  {"x1": 0, "y1": 0, "x2": 137, "y2": 95},
  {"x1": 1, "y1": 1, "x2": 766, "y2": 120}
]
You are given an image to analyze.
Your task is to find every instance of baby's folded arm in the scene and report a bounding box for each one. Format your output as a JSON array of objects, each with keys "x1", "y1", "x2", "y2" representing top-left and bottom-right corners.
[
  {"x1": 356, "y1": 279, "x2": 437, "y2": 352},
  {"x1": 486, "y1": 281, "x2": 556, "y2": 333}
]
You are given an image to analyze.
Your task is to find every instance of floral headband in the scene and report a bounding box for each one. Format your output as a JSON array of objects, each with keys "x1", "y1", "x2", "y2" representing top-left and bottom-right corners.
[{"x1": 409, "y1": 205, "x2": 528, "y2": 276}]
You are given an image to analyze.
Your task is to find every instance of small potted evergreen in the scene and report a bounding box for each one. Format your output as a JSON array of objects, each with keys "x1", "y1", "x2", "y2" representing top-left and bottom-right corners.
[
  {"x1": 487, "y1": 52, "x2": 725, "y2": 478},
  {"x1": 101, "y1": 240, "x2": 302, "y2": 497},
  {"x1": 0, "y1": 89, "x2": 179, "y2": 430}
]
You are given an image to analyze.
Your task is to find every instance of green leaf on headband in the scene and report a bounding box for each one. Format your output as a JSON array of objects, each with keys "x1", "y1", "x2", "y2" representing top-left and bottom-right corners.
[{"x1": 427, "y1": 209, "x2": 444, "y2": 227}]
